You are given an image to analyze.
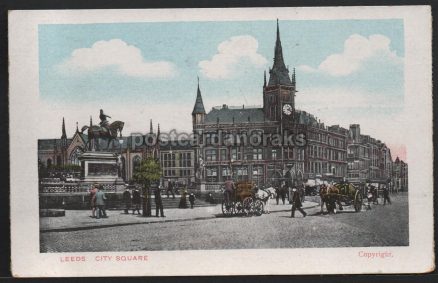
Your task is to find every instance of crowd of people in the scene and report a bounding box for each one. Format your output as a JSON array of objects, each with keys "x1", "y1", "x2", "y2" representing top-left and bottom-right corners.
[{"x1": 88, "y1": 183, "x2": 198, "y2": 219}]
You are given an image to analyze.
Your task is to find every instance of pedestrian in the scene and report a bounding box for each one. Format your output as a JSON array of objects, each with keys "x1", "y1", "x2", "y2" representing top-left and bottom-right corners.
[
  {"x1": 366, "y1": 189, "x2": 373, "y2": 210},
  {"x1": 122, "y1": 187, "x2": 131, "y2": 214},
  {"x1": 154, "y1": 187, "x2": 165, "y2": 217},
  {"x1": 275, "y1": 186, "x2": 280, "y2": 205},
  {"x1": 179, "y1": 189, "x2": 188, "y2": 209},
  {"x1": 281, "y1": 185, "x2": 287, "y2": 205},
  {"x1": 132, "y1": 188, "x2": 141, "y2": 215},
  {"x1": 291, "y1": 188, "x2": 307, "y2": 218},
  {"x1": 167, "y1": 181, "x2": 175, "y2": 199},
  {"x1": 89, "y1": 184, "x2": 98, "y2": 218},
  {"x1": 95, "y1": 185, "x2": 107, "y2": 219},
  {"x1": 189, "y1": 193, "x2": 196, "y2": 209},
  {"x1": 383, "y1": 186, "x2": 391, "y2": 205},
  {"x1": 206, "y1": 192, "x2": 216, "y2": 204},
  {"x1": 224, "y1": 178, "x2": 235, "y2": 204}
]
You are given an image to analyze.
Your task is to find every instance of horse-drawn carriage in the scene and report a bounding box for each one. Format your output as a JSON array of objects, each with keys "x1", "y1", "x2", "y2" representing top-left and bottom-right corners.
[
  {"x1": 320, "y1": 183, "x2": 363, "y2": 213},
  {"x1": 221, "y1": 181, "x2": 264, "y2": 216}
]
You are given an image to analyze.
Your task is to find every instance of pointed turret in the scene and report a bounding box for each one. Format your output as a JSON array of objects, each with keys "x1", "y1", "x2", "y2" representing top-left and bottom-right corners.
[
  {"x1": 268, "y1": 19, "x2": 292, "y2": 86},
  {"x1": 149, "y1": 119, "x2": 153, "y2": 134},
  {"x1": 192, "y1": 77, "x2": 206, "y2": 115},
  {"x1": 263, "y1": 70, "x2": 267, "y2": 87},
  {"x1": 75, "y1": 122, "x2": 79, "y2": 134},
  {"x1": 61, "y1": 117, "x2": 67, "y2": 139},
  {"x1": 291, "y1": 67, "x2": 296, "y2": 88},
  {"x1": 90, "y1": 116, "x2": 93, "y2": 127},
  {"x1": 157, "y1": 123, "x2": 160, "y2": 138}
]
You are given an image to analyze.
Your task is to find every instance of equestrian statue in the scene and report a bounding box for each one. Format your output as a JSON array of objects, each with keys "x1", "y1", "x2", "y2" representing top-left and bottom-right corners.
[{"x1": 81, "y1": 109, "x2": 125, "y2": 151}]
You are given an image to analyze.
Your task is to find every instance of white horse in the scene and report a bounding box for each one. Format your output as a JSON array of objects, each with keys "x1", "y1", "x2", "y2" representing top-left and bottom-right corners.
[{"x1": 255, "y1": 187, "x2": 277, "y2": 213}]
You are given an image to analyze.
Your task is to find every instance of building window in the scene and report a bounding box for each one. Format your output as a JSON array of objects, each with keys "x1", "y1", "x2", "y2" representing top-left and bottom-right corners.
[
  {"x1": 253, "y1": 148, "x2": 263, "y2": 160},
  {"x1": 272, "y1": 149, "x2": 278, "y2": 160},
  {"x1": 181, "y1": 152, "x2": 192, "y2": 167},
  {"x1": 220, "y1": 149, "x2": 227, "y2": 161},
  {"x1": 133, "y1": 155, "x2": 141, "y2": 171},
  {"x1": 205, "y1": 149, "x2": 217, "y2": 161},
  {"x1": 206, "y1": 167, "x2": 218, "y2": 182},
  {"x1": 222, "y1": 167, "x2": 231, "y2": 177}
]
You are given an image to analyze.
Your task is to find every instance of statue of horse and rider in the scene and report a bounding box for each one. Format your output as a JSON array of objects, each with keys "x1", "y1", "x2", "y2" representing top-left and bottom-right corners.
[{"x1": 81, "y1": 109, "x2": 124, "y2": 150}]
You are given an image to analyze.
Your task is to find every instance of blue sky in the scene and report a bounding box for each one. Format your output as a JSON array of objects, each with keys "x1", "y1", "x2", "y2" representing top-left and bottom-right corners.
[{"x1": 38, "y1": 19, "x2": 405, "y2": 158}]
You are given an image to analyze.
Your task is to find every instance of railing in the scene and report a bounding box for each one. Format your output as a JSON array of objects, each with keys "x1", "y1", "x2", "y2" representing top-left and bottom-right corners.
[
  {"x1": 204, "y1": 182, "x2": 223, "y2": 192},
  {"x1": 40, "y1": 183, "x2": 118, "y2": 193}
]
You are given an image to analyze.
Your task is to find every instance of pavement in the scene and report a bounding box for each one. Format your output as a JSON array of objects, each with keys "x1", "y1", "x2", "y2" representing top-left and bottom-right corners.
[{"x1": 40, "y1": 199, "x2": 319, "y2": 233}]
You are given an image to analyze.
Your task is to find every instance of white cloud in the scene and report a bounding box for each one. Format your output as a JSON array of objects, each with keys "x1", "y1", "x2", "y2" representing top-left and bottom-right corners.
[
  {"x1": 296, "y1": 86, "x2": 406, "y2": 149},
  {"x1": 298, "y1": 34, "x2": 403, "y2": 76},
  {"x1": 199, "y1": 35, "x2": 267, "y2": 79},
  {"x1": 58, "y1": 39, "x2": 177, "y2": 79}
]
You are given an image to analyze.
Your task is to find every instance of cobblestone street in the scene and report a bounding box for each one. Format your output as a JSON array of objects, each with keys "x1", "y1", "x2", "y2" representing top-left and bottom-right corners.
[{"x1": 41, "y1": 194, "x2": 408, "y2": 252}]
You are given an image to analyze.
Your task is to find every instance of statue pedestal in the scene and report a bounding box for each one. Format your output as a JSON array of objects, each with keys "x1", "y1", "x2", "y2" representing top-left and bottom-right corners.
[{"x1": 78, "y1": 151, "x2": 125, "y2": 191}]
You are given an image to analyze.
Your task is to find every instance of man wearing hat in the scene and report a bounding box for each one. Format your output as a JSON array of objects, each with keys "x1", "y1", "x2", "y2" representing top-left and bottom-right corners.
[
  {"x1": 154, "y1": 186, "x2": 165, "y2": 217},
  {"x1": 291, "y1": 187, "x2": 306, "y2": 218}
]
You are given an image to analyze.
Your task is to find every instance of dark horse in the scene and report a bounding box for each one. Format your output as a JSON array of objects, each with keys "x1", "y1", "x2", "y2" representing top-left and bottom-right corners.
[
  {"x1": 319, "y1": 184, "x2": 343, "y2": 214},
  {"x1": 81, "y1": 121, "x2": 124, "y2": 150}
]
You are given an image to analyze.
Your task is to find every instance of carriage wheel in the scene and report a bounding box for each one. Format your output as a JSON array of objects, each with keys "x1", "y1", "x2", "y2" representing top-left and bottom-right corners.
[
  {"x1": 354, "y1": 191, "x2": 363, "y2": 212},
  {"x1": 253, "y1": 199, "x2": 264, "y2": 216},
  {"x1": 242, "y1": 197, "x2": 253, "y2": 216},
  {"x1": 234, "y1": 201, "x2": 244, "y2": 215},
  {"x1": 221, "y1": 199, "x2": 234, "y2": 216}
]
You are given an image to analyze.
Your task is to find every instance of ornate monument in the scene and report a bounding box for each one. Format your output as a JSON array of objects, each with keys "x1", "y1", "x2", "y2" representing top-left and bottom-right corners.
[{"x1": 78, "y1": 109, "x2": 125, "y2": 191}]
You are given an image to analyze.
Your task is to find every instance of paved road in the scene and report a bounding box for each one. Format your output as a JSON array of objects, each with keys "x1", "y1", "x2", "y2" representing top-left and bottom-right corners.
[{"x1": 41, "y1": 194, "x2": 408, "y2": 252}]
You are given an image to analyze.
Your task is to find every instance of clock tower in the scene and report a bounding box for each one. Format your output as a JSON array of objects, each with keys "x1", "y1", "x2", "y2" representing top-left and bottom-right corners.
[{"x1": 263, "y1": 20, "x2": 297, "y2": 124}]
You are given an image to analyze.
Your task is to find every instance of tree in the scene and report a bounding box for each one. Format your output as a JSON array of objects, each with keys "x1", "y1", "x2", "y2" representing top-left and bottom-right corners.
[{"x1": 133, "y1": 157, "x2": 161, "y2": 217}]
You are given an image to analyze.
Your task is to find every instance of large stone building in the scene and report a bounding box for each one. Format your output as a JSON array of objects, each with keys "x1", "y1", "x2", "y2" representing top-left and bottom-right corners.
[{"x1": 191, "y1": 21, "x2": 349, "y2": 191}]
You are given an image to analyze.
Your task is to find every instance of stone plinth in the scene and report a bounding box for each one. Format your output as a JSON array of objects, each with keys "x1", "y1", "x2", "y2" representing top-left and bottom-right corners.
[{"x1": 78, "y1": 151, "x2": 125, "y2": 188}]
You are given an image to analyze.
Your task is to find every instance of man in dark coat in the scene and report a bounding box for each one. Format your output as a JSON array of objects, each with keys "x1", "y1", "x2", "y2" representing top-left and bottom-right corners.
[
  {"x1": 94, "y1": 186, "x2": 107, "y2": 219},
  {"x1": 132, "y1": 188, "x2": 141, "y2": 215},
  {"x1": 383, "y1": 186, "x2": 391, "y2": 205},
  {"x1": 154, "y1": 188, "x2": 165, "y2": 217},
  {"x1": 166, "y1": 181, "x2": 175, "y2": 199},
  {"x1": 122, "y1": 188, "x2": 131, "y2": 214},
  {"x1": 188, "y1": 193, "x2": 196, "y2": 209},
  {"x1": 291, "y1": 188, "x2": 307, "y2": 218}
]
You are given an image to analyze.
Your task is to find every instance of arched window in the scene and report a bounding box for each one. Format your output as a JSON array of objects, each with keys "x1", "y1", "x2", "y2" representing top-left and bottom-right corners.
[
  {"x1": 70, "y1": 147, "x2": 82, "y2": 165},
  {"x1": 133, "y1": 155, "x2": 141, "y2": 172}
]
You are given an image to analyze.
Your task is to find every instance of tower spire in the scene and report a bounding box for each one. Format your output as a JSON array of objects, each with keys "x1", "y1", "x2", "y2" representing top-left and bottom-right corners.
[
  {"x1": 263, "y1": 70, "x2": 267, "y2": 87},
  {"x1": 150, "y1": 119, "x2": 153, "y2": 134},
  {"x1": 75, "y1": 122, "x2": 79, "y2": 133},
  {"x1": 61, "y1": 117, "x2": 67, "y2": 139},
  {"x1": 192, "y1": 77, "x2": 206, "y2": 115},
  {"x1": 268, "y1": 19, "x2": 292, "y2": 86},
  {"x1": 90, "y1": 116, "x2": 93, "y2": 127}
]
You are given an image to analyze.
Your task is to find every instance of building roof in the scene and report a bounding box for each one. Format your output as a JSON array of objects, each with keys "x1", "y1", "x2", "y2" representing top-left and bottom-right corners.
[
  {"x1": 38, "y1": 138, "x2": 73, "y2": 150},
  {"x1": 205, "y1": 105, "x2": 268, "y2": 124}
]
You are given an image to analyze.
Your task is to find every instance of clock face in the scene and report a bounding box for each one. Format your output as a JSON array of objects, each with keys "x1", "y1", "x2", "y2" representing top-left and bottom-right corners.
[{"x1": 283, "y1": 104, "x2": 292, "y2": 115}]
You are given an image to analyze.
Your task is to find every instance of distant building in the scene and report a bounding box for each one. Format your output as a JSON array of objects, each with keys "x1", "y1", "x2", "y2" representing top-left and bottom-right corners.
[
  {"x1": 160, "y1": 140, "x2": 195, "y2": 188},
  {"x1": 347, "y1": 124, "x2": 397, "y2": 191},
  {"x1": 393, "y1": 157, "x2": 408, "y2": 192}
]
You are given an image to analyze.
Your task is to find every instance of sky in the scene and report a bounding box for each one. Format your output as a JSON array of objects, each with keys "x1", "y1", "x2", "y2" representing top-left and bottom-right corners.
[{"x1": 38, "y1": 19, "x2": 406, "y2": 160}]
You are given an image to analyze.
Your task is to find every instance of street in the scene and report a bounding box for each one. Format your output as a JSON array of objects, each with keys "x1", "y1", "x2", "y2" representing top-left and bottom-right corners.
[{"x1": 41, "y1": 194, "x2": 408, "y2": 252}]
